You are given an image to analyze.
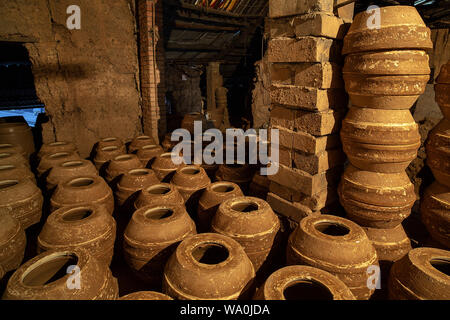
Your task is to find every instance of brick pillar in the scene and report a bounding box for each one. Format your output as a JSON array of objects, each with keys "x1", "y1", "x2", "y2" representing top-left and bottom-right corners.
[{"x1": 138, "y1": 0, "x2": 166, "y2": 143}]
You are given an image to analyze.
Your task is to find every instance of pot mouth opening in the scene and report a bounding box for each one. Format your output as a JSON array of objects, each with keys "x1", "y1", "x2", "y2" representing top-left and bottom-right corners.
[
  {"x1": 102, "y1": 146, "x2": 118, "y2": 151},
  {"x1": 231, "y1": 200, "x2": 259, "y2": 213},
  {"x1": 212, "y1": 183, "x2": 235, "y2": 193},
  {"x1": 146, "y1": 184, "x2": 171, "y2": 195},
  {"x1": 0, "y1": 164, "x2": 15, "y2": 171},
  {"x1": 49, "y1": 152, "x2": 69, "y2": 159},
  {"x1": 144, "y1": 207, "x2": 174, "y2": 220},
  {"x1": 137, "y1": 136, "x2": 152, "y2": 141},
  {"x1": 160, "y1": 153, "x2": 174, "y2": 158},
  {"x1": 0, "y1": 179, "x2": 19, "y2": 189},
  {"x1": 0, "y1": 144, "x2": 13, "y2": 149},
  {"x1": 129, "y1": 169, "x2": 149, "y2": 176},
  {"x1": 102, "y1": 137, "x2": 117, "y2": 142},
  {"x1": 62, "y1": 207, "x2": 93, "y2": 222},
  {"x1": 62, "y1": 161, "x2": 84, "y2": 168},
  {"x1": 283, "y1": 279, "x2": 333, "y2": 301},
  {"x1": 430, "y1": 258, "x2": 450, "y2": 277},
  {"x1": 21, "y1": 252, "x2": 79, "y2": 287},
  {"x1": 192, "y1": 242, "x2": 229, "y2": 265},
  {"x1": 50, "y1": 142, "x2": 68, "y2": 146},
  {"x1": 181, "y1": 167, "x2": 200, "y2": 175},
  {"x1": 142, "y1": 144, "x2": 157, "y2": 150},
  {"x1": 69, "y1": 177, "x2": 95, "y2": 188},
  {"x1": 315, "y1": 222, "x2": 350, "y2": 237},
  {"x1": 0, "y1": 153, "x2": 12, "y2": 159},
  {"x1": 115, "y1": 155, "x2": 133, "y2": 161}
]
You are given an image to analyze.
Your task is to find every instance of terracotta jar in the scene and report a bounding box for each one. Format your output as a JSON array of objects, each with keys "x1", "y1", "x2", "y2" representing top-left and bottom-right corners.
[
  {"x1": 181, "y1": 112, "x2": 206, "y2": 135},
  {"x1": 0, "y1": 212, "x2": 26, "y2": 274},
  {"x1": 119, "y1": 291, "x2": 173, "y2": 300},
  {"x1": 287, "y1": 214, "x2": 379, "y2": 300},
  {"x1": 50, "y1": 176, "x2": 114, "y2": 215},
  {"x1": 163, "y1": 233, "x2": 255, "y2": 300},
  {"x1": 38, "y1": 205, "x2": 116, "y2": 265},
  {"x1": 46, "y1": 159, "x2": 98, "y2": 191},
  {"x1": 197, "y1": 182, "x2": 243, "y2": 233},
  {"x1": 421, "y1": 182, "x2": 450, "y2": 249},
  {"x1": 0, "y1": 178, "x2": 43, "y2": 229},
  {"x1": 342, "y1": 6, "x2": 432, "y2": 55},
  {"x1": 134, "y1": 183, "x2": 185, "y2": 210},
  {"x1": 341, "y1": 107, "x2": 420, "y2": 173},
  {"x1": 171, "y1": 165, "x2": 211, "y2": 202},
  {"x1": 104, "y1": 154, "x2": 143, "y2": 184},
  {"x1": 0, "y1": 152, "x2": 29, "y2": 168},
  {"x1": 128, "y1": 135, "x2": 156, "y2": 154},
  {"x1": 37, "y1": 151, "x2": 80, "y2": 178},
  {"x1": 212, "y1": 196, "x2": 281, "y2": 273},
  {"x1": 363, "y1": 225, "x2": 411, "y2": 262},
  {"x1": 151, "y1": 152, "x2": 185, "y2": 181},
  {"x1": 0, "y1": 121, "x2": 35, "y2": 157},
  {"x1": 436, "y1": 61, "x2": 450, "y2": 120},
  {"x1": 0, "y1": 143, "x2": 26, "y2": 158},
  {"x1": 136, "y1": 144, "x2": 164, "y2": 167},
  {"x1": 2, "y1": 249, "x2": 119, "y2": 300},
  {"x1": 215, "y1": 163, "x2": 255, "y2": 192},
  {"x1": 425, "y1": 119, "x2": 450, "y2": 188},
  {"x1": 93, "y1": 145, "x2": 125, "y2": 171},
  {"x1": 37, "y1": 141, "x2": 78, "y2": 161},
  {"x1": 97, "y1": 137, "x2": 125, "y2": 150},
  {"x1": 123, "y1": 204, "x2": 196, "y2": 286},
  {"x1": 338, "y1": 165, "x2": 416, "y2": 228},
  {"x1": 343, "y1": 50, "x2": 430, "y2": 109},
  {"x1": 115, "y1": 168, "x2": 160, "y2": 207},
  {"x1": 388, "y1": 247, "x2": 450, "y2": 300},
  {"x1": 0, "y1": 164, "x2": 36, "y2": 184},
  {"x1": 255, "y1": 265, "x2": 355, "y2": 300}
]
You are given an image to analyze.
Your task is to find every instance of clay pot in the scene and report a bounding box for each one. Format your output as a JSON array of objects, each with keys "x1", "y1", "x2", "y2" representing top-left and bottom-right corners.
[
  {"x1": 215, "y1": 163, "x2": 255, "y2": 192},
  {"x1": 363, "y1": 225, "x2": 411, "y2": 262},
  {"x1": 37, "y1": 151, "x2": 80, "y2": 178},
  {"x1": 338, "y1": 165, "x2": 416, "y2": 228},
  {"x1": 171, "y1": 165, "x2": 211, "y2": 202},
  {"x1": 123, "y1": 204, "x2": 196, "y2": 286},
  {"x1": 151, "y1": 152, "x2": 185, "y2": 181},
  {"x1": 50, "y1": 176, "x2": 114, "y2": 215},
  {"x1": 38, "y1": 205, "x2": 116, "y2": 265},
  {"x1": 0, "y1": 212, "x2": 26, "y2": 274},
  {"x1": 163, "y1": 233, "x2": 255, "y2": 300},
  {"x1": 287, "y1": 214, "x2": 379, "y2": 300},
  {"x1": 342, "y1": 6, "x2": 432, "y2": 55},
  {"x1": 197, "y1": 182, "x2": 244, "y2": 233},
  {"x1": 343, "y1": 50, "x2": 430, "y2": 109},
  {"x1": 388, "y1": 247, "x2": 450, "y2": 300},
  {"x1": 0, "y1": 179, "x2": 43, "y2": 229},
  {"x1": 0, "y1": 164, "x2": 36, "y2": 184},
  {"x1": 181, "y1": 113, "x2": 206, "y2": 134},
  {"x1": 436, "y1": 62, "x2": 450, "y2": 120},
  {"x1": 104, "y1": 154, "x2": 143, "y2": 184},
  {"x1": 93, "y1": 145, "x2": 125, "y2": 171},
  {"x1": 134, "y1": 183, "x2": 185, "y2": 210},
  {"x1": 255, "y1": 265, "x2": 355, "y2": 300},
  {"x1": 341, "y1": 107, "x2": 420, "y2": 173},
  {"x1": 136, "y1": 144, "x2": 164, "y2": 167},
  {"x1": 97, "y1": 137, "x2": 125, "y2": 150},
  {"x1": 212, "y1": 197, "x2": 281, "y2": 273},
  {"x1": 128, "y1": 135, "x2": 156, "y2": 154},
  {"x1": 421, "y1": 182, "x2": 450, "y2": 249},
  {"x1": 425, "y1": 119, "x2": 450, "y2": 188},
  {"x1": 0, "y1": 121, "x2": 35, "y2": 157},
  {"x1": 2, "y1": 249, "x2": 119, "y2": 300},
  {"x1": 161, "y1": 132, "x2": 178, "y2": 152},
  {"x1": 115, "y1": 168, "x2": 160, "y2": 207},
  {"x1": 0, "y1": 152, "x2": 29, "y2": 168},
  {"x1": 119, "y1": 291, "x2": 173, "y2": 300},
  {"x1": 37, "y1": 141, "x2": 77, "y2": 161},
  {"x1": 46, "y1": 159, "x2": 98, "y2": 191},
  {"x1": 0, "y1": 143, "x2": 26, "y2": 158}
]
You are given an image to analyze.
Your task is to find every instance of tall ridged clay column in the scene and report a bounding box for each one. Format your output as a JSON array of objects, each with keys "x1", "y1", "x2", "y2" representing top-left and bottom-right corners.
[
  {"x1": 338, "y1": 5, "x2": 433, "y2": 290},
  {"x1": 421, "y1": 61, "x2": 450, "y2": 250}
]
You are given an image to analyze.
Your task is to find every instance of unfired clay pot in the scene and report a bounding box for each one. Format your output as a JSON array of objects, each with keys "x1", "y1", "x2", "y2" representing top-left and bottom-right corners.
[
  {"x1": 0, "y1": 143, "x2": 26, "y2": 158},
  {"x1": 134, "y1": 183, "x2": 185, "y2": 210},
  {"x1": 0, "y1": 164, "x2": 35, "y2": 184},
  {"x1": 341, "y1": 107, "x2": 420, "y2": 173},
  {"x1": 163, "y1": 233, "x2": 256, "y2": 300},
  {"x1": 171, "y1": 165, "x2": 211, "y2": 202},
  {"x1": 37, "y1": 141, "x2": 77, "y2": 161},
  {"x1": 215, "y1": 163, "x2": 255, "y2": 192},
  {"x1": 435, "y1": 60, "x2": 450, "y2": 120},
  {"x1": 93, "y1": 145, "x2": 125, "y2": 171},
  {"x1": 104, "y1": 154, "x2": 143, "y2": 184},
  {"x1": 50, "y1": 176, "x2": 114, "y2": 215},
  {"x1": 0, "y1": 178, "x2": 43, "y2": 229},
  {"x1": 0, "y1": 152, "x2": 29, "y2": 168},
  {"x1": 37, "y1": 151, "x2": 80, "y2": 177},
  {"x1": 0, "y1": 212, "x2": 26, "y2": 274},
  {"x1": 255, "y1": 265, "x2": 355, "y2": 300},
  {"x1": 38, "y1": 205, "x2": 116, "y2": 265},
  {"x1": 119, "y1": 291, "x2": 173, "y2": 300},
  {"x1": 388, "y1": 247, "x2": 450, "y2": 300},
  {"x1": 425, "y1": 119, "x2": 450, "y2": 188},
  {"x1": 421, "y1": 182, "x2": 450, "y2": 249},
  {"x1": 197, "y1": 182, "x2": 244, "y2": 233},
  {"x1": 363, "y1": 224, "x2": 411, "y2": 262},
  {"x1": 46, "y1": 159, "x2": 98, "y2": 191},
  {"x1": 128, "y1": 135, "x2": 156, "y2": 154},
  {"x1": 338, "y1": 165, "x2": 416, "y2": 228},
  {"x1": 151, "y1": 152, "x2": 185, "y2": 181},
  {"x1": 0, "y1": 122, "x2": 35, "y2": 157},
  {"x1": 123, "y1": 204, "x2": 196, "y2": 286},
  {"x1": 212, "y1": 196, "x2": 281, "y2": 274},
  {"x1": 2, "y1": 249, "x2": 119, "y2": 300},
  {"x1": 181, "y1": 113, "x2": 206, "y2": 134},
  {"x1": 115, "y1": 168, "x2": 160, "y2": 207},
  {"x1": 287, "y1": 214, "x2": 379, "y2": 300},
  {"x1": 136, "y1": 144, "x2": 164, "y2": 167}
]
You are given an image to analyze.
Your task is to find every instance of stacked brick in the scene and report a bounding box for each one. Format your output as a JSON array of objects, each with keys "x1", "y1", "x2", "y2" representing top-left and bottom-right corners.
[
  {"x1": 265, "y1": 0, "x2": 350, "y2": 222},
  {"x1": 421, "y1": 61, "x2": 450, "y2": 249},
  {"x1": 338, "y1": 7, "x2": 433, "y2": 265}
]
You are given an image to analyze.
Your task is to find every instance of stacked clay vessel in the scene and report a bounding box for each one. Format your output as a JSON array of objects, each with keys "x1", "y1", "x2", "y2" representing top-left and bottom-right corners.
[
  {"x1": 339, "y1": 6, "x2": 432, "y2": 277},
  {"x1": 421, "y1": 61, "x2": 450, "y2": 249}
]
